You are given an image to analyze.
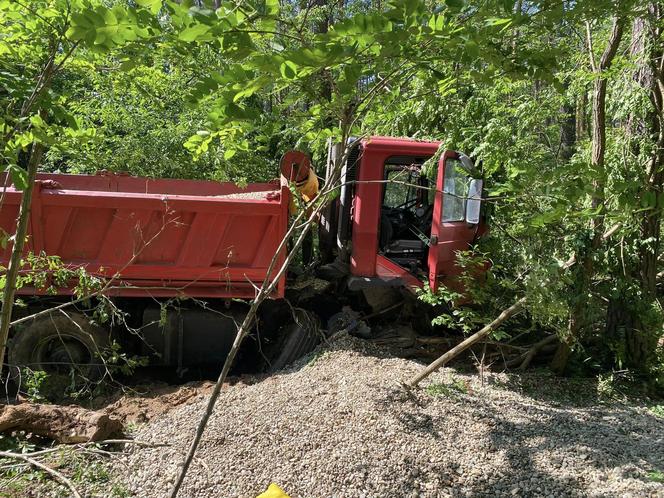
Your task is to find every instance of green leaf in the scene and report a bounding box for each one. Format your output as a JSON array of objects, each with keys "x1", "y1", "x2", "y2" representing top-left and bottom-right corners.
[
  {"x1": 264, "y1": 0, "x2": 279, "y2": 16},
  {"x1": 641, "y1": 191, "x2": 656, "y2": 209},
  {"x1": 136, "y1": 0, "x2": 162, "y2": 15},
  {"x1": 428, "y1": 14, "x2": 445, "y2": 31},
  {"x1": 0, "y1": 230, "x2": 8, "y2": 251},
  {"x1": 233, "y1": 78, "x2": 265, "y2": 102},
  {"x1": 29, "y1": 114, "x2": 46, "y2": 129},
  {"x1": 119, "y1": 59, "x2": 137, "y2": 71},
  {"x1": 279, "y1": 60, "x2": 298, "y2": 79},
  {"x1": 224, "y1": 149, "x2": 237, "y2": 160},
  {"x1": 8, "y1": 165, "x2": 28, "y2": 190},
  {"x1": 179, "y1": 23, "x2": 211, "y2": 42},
  {"x1": 71, "y1": 12, "x2": 93, "y2": 29},
  {"x1": 464, "y1": 40, "x2": 479, "y2": 59},
  {"x1": 485, "y1": 17, "x2": 512, "y2": 28},
  {"x1": 101, "y1": 7, "x2": 117, "y2": 26},
  {"x1": 445, "y1": 0, "x2": 464, "y2": 9}
]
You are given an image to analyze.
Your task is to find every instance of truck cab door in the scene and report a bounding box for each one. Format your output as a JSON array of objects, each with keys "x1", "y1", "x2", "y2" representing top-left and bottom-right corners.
[{"x1": 427, "y1": 151, "x2": 483, "y2": 293}]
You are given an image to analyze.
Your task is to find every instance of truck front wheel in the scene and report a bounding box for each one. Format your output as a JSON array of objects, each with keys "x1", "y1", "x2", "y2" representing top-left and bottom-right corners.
[
  {"x1": 8, "y1": 312, "x2": 110, "y2": 383},
  {"x1": 266, "y1": 309, "x2": 321, "y2": 372}
]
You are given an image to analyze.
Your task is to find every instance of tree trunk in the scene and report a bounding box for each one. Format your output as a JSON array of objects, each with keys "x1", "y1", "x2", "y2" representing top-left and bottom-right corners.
[
  {"x1": 0, "y1": 402, "x2": 122, "y2": 444},
  {"x1": 624, "y1": 3, "x2": 664, "y2": 372},
  {"x1": 603, "y1": 5, "x2": 664, "y2": 374},
  {"x1": 551, "y1": 18, "x2": 624, "y2": 374},
  {"x1": 0, "y1": 142, "x2": 44, "y2": 371},
  {"x1": 637, "y1": 3, "x2": 664, "y2": 303},
  {"x1": 576, "y1": 86, "x2": 589, "y2": 140}
]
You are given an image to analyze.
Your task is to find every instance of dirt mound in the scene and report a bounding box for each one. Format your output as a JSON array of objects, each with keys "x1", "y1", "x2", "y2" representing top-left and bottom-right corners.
[
  {"x1": 99, "y1": 382, "x2": 214, "y2": 425},
  {"x1": 95, "y1": 377, "x2": 260, "y2": 426}
]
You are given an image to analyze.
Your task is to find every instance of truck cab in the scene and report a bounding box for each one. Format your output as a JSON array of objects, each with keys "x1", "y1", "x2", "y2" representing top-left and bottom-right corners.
[{"x1": 323, "y1": 136, "x2": 485, "y2": 294}]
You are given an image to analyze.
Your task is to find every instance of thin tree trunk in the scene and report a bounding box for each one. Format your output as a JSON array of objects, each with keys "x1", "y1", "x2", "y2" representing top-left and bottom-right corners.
[
  {"x1": 601, "y1": 5, "x2": 664, "y2": 374},
  {"x1": 168, "y1": 117, "x2": 356, "y2": 497},
  {"x1": 560, "y1": 82, "x2": 577, "y2": 161},
  {"x1": 576, "y1": 85, "x2": 588, "y2": 139},
  {"x1": 0, "y1": 142, "x2": 44, "y2": 371},
  {"x1": 637, "y1": 3, "x2": 664, "y2": 303},
  {"x1": 619, "y1": 3, "x2": 664, "y2": 371},
  {"x1": 551, "y1": 18, "x2": 624, "y2": 374}
]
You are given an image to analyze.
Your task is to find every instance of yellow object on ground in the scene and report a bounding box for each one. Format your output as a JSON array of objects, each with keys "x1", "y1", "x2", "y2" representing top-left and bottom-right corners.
[{"x1": 256, "y1": 483, "x2": 291, "y2": 498}]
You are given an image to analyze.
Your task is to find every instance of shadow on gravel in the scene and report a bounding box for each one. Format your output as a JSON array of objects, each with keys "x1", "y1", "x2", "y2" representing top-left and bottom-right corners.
[
  {"x1": 489, "y1": 370, "x2": 602, "y2": 407},
  {"x1": 368, "y1": 373, "x2": 664, "y2": 496},
  {"x1": 474, "y1": 399, "x2": 664, "y2": 495}
]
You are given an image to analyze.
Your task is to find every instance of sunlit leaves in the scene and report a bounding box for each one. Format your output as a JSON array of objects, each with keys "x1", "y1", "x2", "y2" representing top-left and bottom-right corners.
[
  {"x1": 178, "y1": 23, "x2": 211, "y2": 42},
  {"x1": 330, "y1": 13, "x2": 393, "y2": 36},
  {"x1": 428, "y1": 14, "x2": 446, "y2": 32},
  {"x1": 279, "y1": 61, "x2": 298, "y2": 80},
  {"x1": 7, "y1": 164, "x2": 28, "y2": 190},
  {"x1": 0, "y1": 0, "x2": 164, "y2": 198},
  {"x1": 67, "y1": 4, "x2": 155, "y2": 50},
  {"x1": 485, "y1": 17, "x2": 512, "y2": 29},
  {"x1": 136, "y1": 0, "x2": 162, "y2": 16}
]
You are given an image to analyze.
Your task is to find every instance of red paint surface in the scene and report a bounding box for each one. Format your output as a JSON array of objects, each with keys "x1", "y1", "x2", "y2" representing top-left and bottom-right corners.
[
  {"x1": 427, "y1": 151, "x2": 482, "y2": 293},
  {"x1": 0, "y1": 173, "x2": 290, "y2": 299},
  {"x1": 351, "y1": 137, "x2": 441, "y2": 278},
  {"x1": 350, "y1": 138, "x2": 481, "y2": 292}
]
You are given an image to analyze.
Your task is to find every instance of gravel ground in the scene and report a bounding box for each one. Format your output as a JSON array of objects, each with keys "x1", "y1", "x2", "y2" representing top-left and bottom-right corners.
[
  {"x1": 114, "y1": 334, "x2": 664, "y2": 498},
  {"x1": 213, "y1": 190, "x2": 276, "y2": 199}
]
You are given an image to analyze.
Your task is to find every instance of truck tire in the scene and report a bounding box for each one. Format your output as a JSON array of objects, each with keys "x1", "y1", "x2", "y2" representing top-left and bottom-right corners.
[
  {"x1": 8, "y1": 312, "x2": 110, "y2": 382},
  {"x1": 267, "y1": 310, "x2": 320, "y2": 372}
]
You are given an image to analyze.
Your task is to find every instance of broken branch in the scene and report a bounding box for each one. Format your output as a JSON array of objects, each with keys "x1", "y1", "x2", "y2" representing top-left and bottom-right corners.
[{"x1": 404, "y1": 297, "x2": 527, "y2": 388}]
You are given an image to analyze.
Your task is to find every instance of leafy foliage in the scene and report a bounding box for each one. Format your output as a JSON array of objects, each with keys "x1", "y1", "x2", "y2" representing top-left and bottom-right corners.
[{"x1": 0, "y1": 0, "x2": 663, "y2": 388}]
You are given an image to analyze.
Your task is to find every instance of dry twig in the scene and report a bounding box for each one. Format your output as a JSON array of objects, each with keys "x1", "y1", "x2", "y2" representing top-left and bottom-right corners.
[{"x1": 0, "y1": 450, "x2": 82, "y2": 498}]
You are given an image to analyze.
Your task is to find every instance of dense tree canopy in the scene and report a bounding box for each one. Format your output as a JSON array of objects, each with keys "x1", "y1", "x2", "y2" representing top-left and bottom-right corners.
[{"x1": 1, "y1": 0, "x2": 663, "y2": 390}]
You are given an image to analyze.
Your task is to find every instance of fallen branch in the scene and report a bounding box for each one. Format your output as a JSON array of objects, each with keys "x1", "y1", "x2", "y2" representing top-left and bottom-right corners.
[
  {"x1": 0, "y1": 450, "x2": 82, "y2": 498},
  {"x1": 505, "y1": 334, "x2": 558, "y2": 370},
  {"x1": 8, "y1": 438, "x2": 169, "y2": 460},
  {"x1": 92, "y1": 438, "x2": 170, "y2": 447},
  {"x1": 0, "y1": 403, "x2": 122, "y2": 444},
  {"x1": 404, "y1": 297, "x2": 527, "y2": 388}
]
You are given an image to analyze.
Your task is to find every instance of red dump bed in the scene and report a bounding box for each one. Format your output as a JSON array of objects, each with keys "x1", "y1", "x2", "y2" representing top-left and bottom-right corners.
[{"x1": 0, "y1": 172, "x2": 290, "y2": 299}]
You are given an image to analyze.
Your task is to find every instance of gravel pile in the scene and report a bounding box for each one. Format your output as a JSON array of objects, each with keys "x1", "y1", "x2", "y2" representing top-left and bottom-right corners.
[
  {"x1": 115, "y1": 335, "x2": 664, "y2": 497},
  {"x1": 213, "y1": 190, "x2": 276, "y2": 199}
]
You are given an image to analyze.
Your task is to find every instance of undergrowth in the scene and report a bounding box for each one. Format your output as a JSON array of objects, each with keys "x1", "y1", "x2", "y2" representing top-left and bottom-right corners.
[{"x1": 425, "y1": 378, "x2": 468, "y2": 398}]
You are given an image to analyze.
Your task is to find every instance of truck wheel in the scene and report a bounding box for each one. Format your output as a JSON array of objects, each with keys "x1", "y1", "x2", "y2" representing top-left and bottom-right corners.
[
  {"x1": 267, "y1": 310, "x2": 321, "y2": 372},
  {"x1": 8, "y1": 312, "x2": 110, "y2": 383}
]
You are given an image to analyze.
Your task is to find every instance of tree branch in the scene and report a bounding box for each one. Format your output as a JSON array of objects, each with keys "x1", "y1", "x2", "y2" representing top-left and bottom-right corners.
[{"x1": 0, "y1": 450, "x2": 82, "y2": 498}]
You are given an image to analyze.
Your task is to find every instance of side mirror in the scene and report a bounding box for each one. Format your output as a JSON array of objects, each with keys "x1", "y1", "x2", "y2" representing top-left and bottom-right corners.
[{"x1": 466, "y1": 179, "x2": 483, "y2": 224}]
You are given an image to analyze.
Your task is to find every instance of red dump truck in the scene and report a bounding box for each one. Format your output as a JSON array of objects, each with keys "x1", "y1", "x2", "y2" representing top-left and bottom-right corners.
[{"x1": 1, "y1": 136, "x2": 485, "y2": 377}]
